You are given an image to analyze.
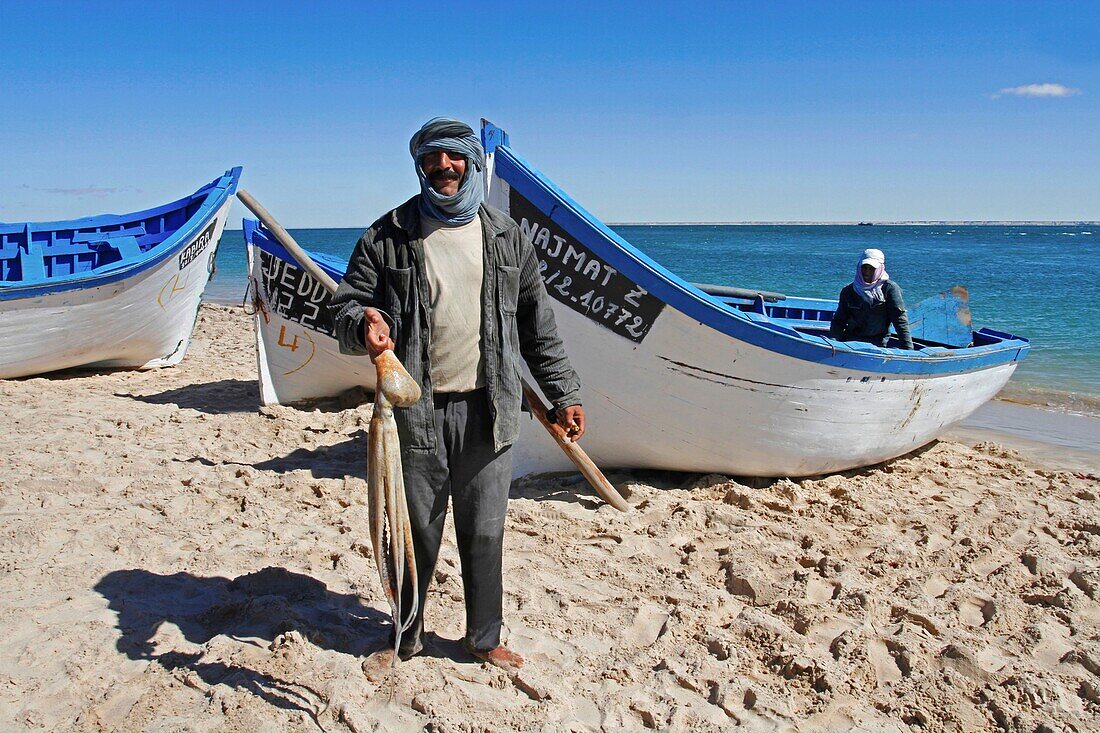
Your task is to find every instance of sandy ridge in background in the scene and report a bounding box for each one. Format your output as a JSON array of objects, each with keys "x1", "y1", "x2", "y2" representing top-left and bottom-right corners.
[{"x1": 1, "y1": 304, "x2": 1098, "y2": 732}]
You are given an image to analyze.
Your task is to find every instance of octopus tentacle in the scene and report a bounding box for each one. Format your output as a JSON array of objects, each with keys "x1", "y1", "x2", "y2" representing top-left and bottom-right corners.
[
  {"x1": 367, "y1": 408, "x2": 391, "y2": 603},
  {"x1": 366, "y1": 350, "x2": 423, "y2": 665}
]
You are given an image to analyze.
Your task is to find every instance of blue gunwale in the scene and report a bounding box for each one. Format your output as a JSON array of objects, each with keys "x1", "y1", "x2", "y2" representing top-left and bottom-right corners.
[
  {"x1": 481, "y1": 121, "x2": 1029, "y2": 377},
  {"x1": 245, "y1": 213, "x2": 1028, "y2": 380},
  {"x1": 0, "y1": 167, "x2": 242, "y2": 301},
  {"x1": 244, "y1": 219, "x2": 349, "y2": 284}
]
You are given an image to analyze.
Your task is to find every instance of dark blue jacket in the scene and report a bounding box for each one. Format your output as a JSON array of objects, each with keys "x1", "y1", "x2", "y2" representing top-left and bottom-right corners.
[
  {"x1": 829, "y1": 280, "x2": 914, "y2": 349},
  {"x1": 329, "y1": 196, "x2": 581, "y2": 452}
]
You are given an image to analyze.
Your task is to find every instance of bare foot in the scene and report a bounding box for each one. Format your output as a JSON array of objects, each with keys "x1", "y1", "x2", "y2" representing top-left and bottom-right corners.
[
  {"x1": 361, "y1": 648, "x2": 397, "y2": 682},
  {"x1": 468, "y1": 645, "x2": 524, "y2": 672}
]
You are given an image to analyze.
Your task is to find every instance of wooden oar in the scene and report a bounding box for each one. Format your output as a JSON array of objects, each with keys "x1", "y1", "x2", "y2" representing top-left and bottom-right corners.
[
  {"x1": 236, "y1": 189, "x2": 630, "y2": 512},
  {"x1": 238, "y1": 190, "x2": 341, "y2": 293},
  {"x1": 519, "y1": 383, "x2": 630, "y2": 512}
]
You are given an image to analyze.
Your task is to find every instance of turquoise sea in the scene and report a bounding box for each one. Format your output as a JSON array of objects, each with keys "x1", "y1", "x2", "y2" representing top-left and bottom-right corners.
[{"x1": 208, "y1": 224, "x2": 1100, "y2": 412}]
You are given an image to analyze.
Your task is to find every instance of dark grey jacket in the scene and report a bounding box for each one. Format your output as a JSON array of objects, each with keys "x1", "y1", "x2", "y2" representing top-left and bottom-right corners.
[
  {"x1": 829, "y1": 280, "x2": 914, "y2": 349},
  {"x1": 329, "y1": 196, "x2": 581, "y2": 452}
]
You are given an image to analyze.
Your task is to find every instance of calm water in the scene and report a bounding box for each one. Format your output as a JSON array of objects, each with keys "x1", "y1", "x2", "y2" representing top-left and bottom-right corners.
[{"x1": 208, "y1": 224, "x2": 1100, "y2": 407}]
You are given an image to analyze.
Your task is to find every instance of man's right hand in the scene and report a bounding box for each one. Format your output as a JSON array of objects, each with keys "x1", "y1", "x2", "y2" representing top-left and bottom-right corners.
[{"x1": 363, "y1": 308, "x2": 394, "y2": 362}]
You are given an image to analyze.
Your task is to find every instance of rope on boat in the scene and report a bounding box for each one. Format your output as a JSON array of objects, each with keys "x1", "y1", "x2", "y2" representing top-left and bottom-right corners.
[{"x1": 242, "y1": 275, "x2": 270, "y2": 323}]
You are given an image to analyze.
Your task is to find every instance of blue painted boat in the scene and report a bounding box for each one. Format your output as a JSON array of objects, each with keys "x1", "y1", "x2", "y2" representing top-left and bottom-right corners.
[
  {"x1": 244, "y1": 120, "x2": 1029, "y2": 476},
  {"x1": 0, "y1": 167, "x2": 241, "y2": 378}
]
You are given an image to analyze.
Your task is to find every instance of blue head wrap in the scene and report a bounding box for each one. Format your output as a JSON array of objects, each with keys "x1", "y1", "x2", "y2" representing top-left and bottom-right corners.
[{"x1": 410, "y1": 117, "x2": 485, "y2": 226}]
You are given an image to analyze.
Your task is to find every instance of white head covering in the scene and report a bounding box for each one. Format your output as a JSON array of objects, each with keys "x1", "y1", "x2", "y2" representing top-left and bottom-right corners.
[{"x1": 853, "y1": 248, "x2": 889, "y2": 304}]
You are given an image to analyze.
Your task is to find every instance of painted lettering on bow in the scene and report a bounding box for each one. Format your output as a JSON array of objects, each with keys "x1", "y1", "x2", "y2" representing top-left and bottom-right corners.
[
  {"x1": 258, "y1": 251, "x2": 336, "y2": 337},
  {"x1": 178, "y1": 220, "x2": 218, "y2": 270},
  {"x1": 511, "y1": 189, "x2": 664, "y2": 342}
]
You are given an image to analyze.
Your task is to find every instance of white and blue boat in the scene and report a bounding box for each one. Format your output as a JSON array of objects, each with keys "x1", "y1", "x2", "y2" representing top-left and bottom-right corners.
[
  {"x1": 245, "y1": 122, "x2": 1029, "y2": 477},
  {"x1": 0, "y1": 168, "x2": 241, "y2": 379}
]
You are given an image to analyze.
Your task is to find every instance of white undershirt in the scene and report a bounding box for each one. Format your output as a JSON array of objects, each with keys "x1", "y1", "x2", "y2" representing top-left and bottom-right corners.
[{"x1": 421, "y1": 216, "x2": 485, "y2": 393}]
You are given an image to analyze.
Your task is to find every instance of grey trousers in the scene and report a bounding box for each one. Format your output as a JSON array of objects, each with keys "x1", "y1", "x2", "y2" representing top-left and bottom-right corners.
[{"x1": 395, "y1": 389, "x2": 513, "y2": 655}]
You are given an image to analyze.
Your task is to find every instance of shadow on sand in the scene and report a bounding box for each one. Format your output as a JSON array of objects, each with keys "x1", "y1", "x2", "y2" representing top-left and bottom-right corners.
[
  {"x1": 94, "y1": 566, "x2": 395, "y2": 719},
  {"x1": 121, "y1": 381, "x2": 372, "y2": 418},
  {"x1": 119, "y1": 378, "x2": 260, "y2": 414},
  {"x1": 509, "y1": 441, "x2": 943, "y2": 507},
  {"x1": 251, "y1": 430, "x2": 367, "y2": 479}
]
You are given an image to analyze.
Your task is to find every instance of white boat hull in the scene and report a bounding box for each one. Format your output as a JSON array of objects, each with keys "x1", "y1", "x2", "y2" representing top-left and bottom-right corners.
[
  {"x1": 245, "y1": 242, "x2": 1017, "y2": 478},
  {"x1": 243, "y1": 122, "x2": 1026, "y2": 478},
  {"x1": 246, "y1": 244, "x2": 377, "y2": 405},
  {"x1": 511, "y1": 303, "x2": 1017, "y2": 477},
  {"x1": 0, "y1": 202, "x2": 231, "y2": 379}
]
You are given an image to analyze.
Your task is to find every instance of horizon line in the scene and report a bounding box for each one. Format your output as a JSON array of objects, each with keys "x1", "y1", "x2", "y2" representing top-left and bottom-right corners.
[
  {"x1": 608, "y1": 220, "x2": 1100, "y2": 226},
  {"x1": 224, "y1": 220, "x2": 1100, "y2": 230}
]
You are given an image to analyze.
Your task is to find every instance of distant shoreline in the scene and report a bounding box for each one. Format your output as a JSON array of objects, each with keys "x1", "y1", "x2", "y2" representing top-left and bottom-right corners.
[
  {"x1": 608, "y1": 221, "x2": 1100, "y2": 227},
  {"x1": 221, "y1": 222, "x2": 1099, "y2": 232}
]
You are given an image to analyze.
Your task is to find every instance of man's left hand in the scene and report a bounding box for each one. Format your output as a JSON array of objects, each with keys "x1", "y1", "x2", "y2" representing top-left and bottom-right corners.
[{"x1": 556, "y1": 405, "x2": 586, "y2": 442}]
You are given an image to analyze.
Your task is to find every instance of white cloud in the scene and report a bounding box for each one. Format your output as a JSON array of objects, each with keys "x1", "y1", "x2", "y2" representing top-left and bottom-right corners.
[{"x1": 994, "y1": 83, "x2": 1081, "y2": 99}]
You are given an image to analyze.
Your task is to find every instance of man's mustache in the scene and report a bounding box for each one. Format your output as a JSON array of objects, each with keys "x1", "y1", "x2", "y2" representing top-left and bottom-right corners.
[{"x1": 429, "y1": 169, "x2": 461, "y2": 182}]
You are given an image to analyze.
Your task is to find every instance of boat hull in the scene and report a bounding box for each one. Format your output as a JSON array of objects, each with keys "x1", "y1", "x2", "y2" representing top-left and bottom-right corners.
[
  {"x1": 245, "y1": 242, "x2": 377, "y2": 405},
  {"x1": 244, "y1": 237, "x2": 1018, "y2": 477},
  {"x1": 0, "y1": 201, "x2": 231, "y2": 379},
  {"x1": 243, "y1": 121, "x2": 1027, "y2": 477},
  {"x1": 510, "y1": 302, "x2": 1017, "y2": 476}
]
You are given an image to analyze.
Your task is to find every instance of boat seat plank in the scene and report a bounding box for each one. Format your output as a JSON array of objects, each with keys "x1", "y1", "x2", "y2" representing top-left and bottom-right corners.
[
  {"x1": 71, "y1": 224, "x2": 147, "y2": 244},
  {"x1": 784, "y1": 318, "x2": 833, "y2": 332},
  {"x1": 88, "y1": 235, "x2": 143, "y2": 261},
  {"x1": 20, "y1": 242, "x2": 46, "y2": 281}
]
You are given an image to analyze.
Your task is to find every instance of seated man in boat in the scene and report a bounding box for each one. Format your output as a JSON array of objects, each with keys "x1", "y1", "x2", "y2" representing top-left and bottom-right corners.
[
  {"x1": 829, "y1": 248, "x2": 914, "y2": 349},
  {"x1": 329, "y1": 117, "x2": 585, "y2": 674}
]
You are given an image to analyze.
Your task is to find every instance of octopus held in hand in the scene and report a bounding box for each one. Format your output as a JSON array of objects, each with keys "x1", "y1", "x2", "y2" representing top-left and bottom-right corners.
[{"x1": 367, "y1": 349, "x2": 422, "y2": 663}]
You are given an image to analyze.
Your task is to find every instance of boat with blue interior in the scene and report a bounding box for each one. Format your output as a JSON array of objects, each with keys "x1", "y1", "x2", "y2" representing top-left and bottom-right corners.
[
  {"x1": 244, "y1": 122, "x2": 1028, "y2": 477},
  {"x1": 0, "y1": 167, "x2": 241, "y2": 378}
]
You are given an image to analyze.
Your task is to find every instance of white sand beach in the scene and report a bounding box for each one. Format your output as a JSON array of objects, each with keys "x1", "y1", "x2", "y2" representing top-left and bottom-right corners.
[{"x1": 2, "y1": 304, "x2": 1099, "y2": 732}]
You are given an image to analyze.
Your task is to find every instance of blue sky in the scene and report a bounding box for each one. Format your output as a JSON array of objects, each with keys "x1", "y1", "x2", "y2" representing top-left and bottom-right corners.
[{"x1": 1, "y1": 1, "x2": 1097, "y2": 225}]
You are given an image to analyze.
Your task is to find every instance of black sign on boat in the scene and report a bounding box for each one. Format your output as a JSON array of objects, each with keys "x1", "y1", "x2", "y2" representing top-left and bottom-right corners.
[
  {"x1": 258, "y1": 251, "x2": 336, "y2": 338},
  {"x1": 178, "y1": 220, "x2": 218, "y2": 270},
  {"x1": 509, "y1": 189, "x2": 665, "y2": 343}
]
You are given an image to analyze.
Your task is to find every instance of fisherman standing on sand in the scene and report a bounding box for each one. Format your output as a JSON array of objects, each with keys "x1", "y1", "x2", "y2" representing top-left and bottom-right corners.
[{"x1": 329, "y1": 118, "x2": 585, "y2": 674}]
